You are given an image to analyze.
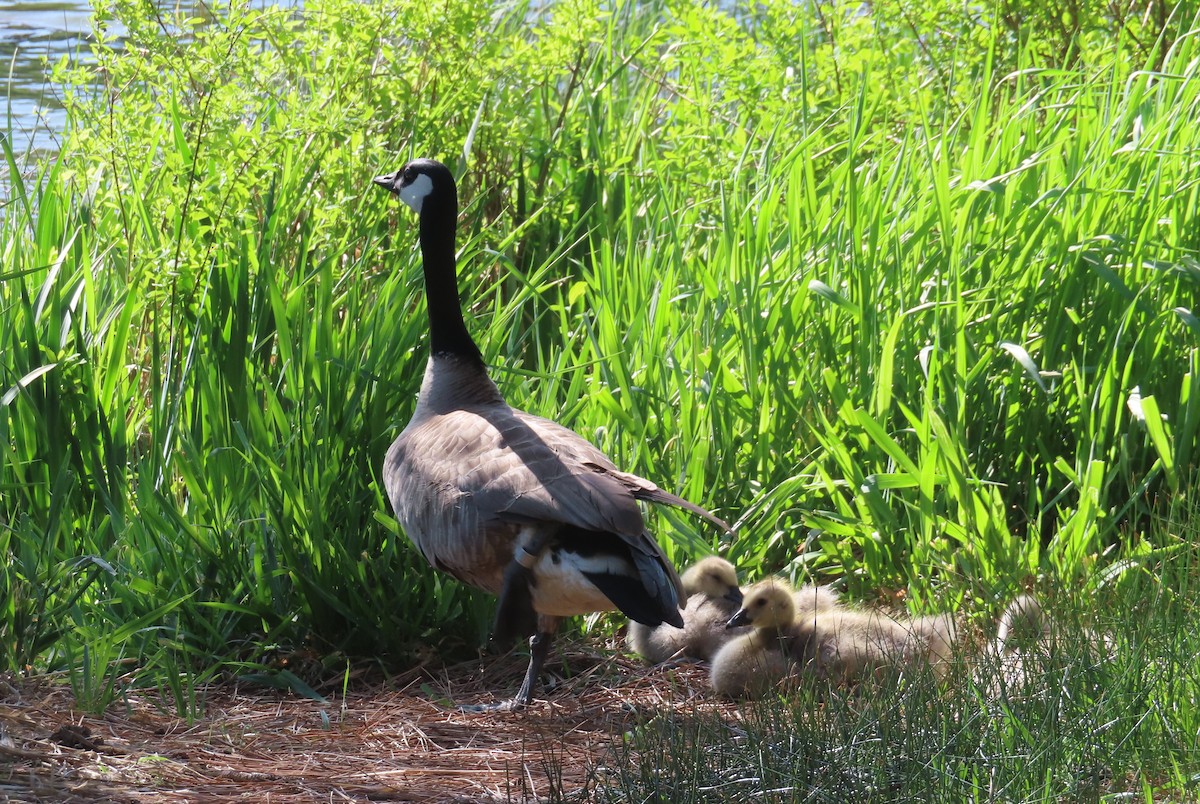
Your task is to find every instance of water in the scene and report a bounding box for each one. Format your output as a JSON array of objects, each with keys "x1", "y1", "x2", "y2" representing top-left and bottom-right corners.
[
  {"x1": 1, "y1": 0, "x2": 299, "y2": 163},
  {"x1": 1, "y1": 0, "x2": 94, "y2": 157}
]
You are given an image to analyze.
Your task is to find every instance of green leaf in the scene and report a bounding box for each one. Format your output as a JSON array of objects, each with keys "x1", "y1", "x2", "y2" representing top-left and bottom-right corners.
[
  {"x1": 1137, "y1": 393, "x2": 1176, "y2": 491},
  {"x1": 2, "y1": 364, "x2": 58, "y2": 406},
  {"x1": 807, "y1": 280, "x2": 861, "y2": 320},
  {"x1": 998, "y1": 341, "x2": 1048, "y2": 393}
]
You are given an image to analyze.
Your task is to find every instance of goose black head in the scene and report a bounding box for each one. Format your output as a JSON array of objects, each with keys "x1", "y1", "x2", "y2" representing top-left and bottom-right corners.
[{"x1": 373, "y1": 158, "x2": 457, "y2": 215}]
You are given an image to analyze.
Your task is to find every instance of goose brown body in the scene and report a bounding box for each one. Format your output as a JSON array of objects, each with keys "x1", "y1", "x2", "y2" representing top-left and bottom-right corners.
[
  {"x1": 385, "y1": 356, "x2": 691, "y2": 618},
  {"x1": 627, "y1": 556, "x2": 746, "y2": 663},
  {"x1": 375, "y1": 159, "x2": 729, "y2": 708}
]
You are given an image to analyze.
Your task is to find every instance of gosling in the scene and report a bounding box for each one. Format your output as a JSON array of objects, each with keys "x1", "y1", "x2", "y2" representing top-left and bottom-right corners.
[
  {"x1": 995, "y1": 594, "x2": 1051, "y2": 652},
  {"x1": 801, "y1": 606, "x2": 927, "y2": 683},
  {"x1": 628, "y1": 556, "x2": 745, "y2": 663},
  {"x1": 908, "y1": 613, "x2": 959, "y2": 678},
  {"x1": 793, "y1": 583, "x2": 843, "y2": 620},
  {"x1": 710, "y1": 580, "x2": 804, "y2": 698},
  {"x1": 975, "y1": 594, "x2": 1045, "y2": 695},
  {"x1": 712, "y1": 581, "x2": 957, "y2": 697}
]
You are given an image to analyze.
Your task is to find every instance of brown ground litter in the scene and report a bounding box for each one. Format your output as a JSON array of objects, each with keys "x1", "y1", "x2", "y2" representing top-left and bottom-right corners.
[{"x1": 0, "y1": 641, "x2": 739, "y2": 803}]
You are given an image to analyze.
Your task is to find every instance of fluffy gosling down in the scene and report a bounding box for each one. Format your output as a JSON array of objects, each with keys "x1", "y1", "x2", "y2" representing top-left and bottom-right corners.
[
  {"x1": 792, "y1": 582, "x2": 842, "y2": 620},
  {"x1": 978, "y1": 593, "x2": 1113, "y2": 696},
  {"x1": 711, "y1": 579, "x2": 956, "y2": 697},
  {"x1": 710, "y1": 580, "x2": 805, "y2": 698},
  {"x1": 626, "y1": 556, "x2": 847, "y2": 666},
  {"x1": 627, "y1": 556, "x2": 745, "y2": 663},
  {"x1": 976, "y1": 594, "x2": 1055, "y2": 696}
]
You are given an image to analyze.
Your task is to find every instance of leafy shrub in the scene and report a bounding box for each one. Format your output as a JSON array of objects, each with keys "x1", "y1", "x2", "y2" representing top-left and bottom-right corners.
[{"x1": 1, "y1": 0, "x2": 1198, "y2": 693}]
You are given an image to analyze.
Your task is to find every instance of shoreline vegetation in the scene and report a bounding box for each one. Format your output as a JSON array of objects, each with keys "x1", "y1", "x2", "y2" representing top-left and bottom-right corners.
[{"x1": 2, "y1": 0, "x2": 1198, "y2": 798}]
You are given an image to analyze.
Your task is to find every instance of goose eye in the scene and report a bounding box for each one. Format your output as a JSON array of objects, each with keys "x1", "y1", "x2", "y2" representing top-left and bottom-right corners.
[{"x1": 402, "y1": 166, "x2": 417, "y2": 184}]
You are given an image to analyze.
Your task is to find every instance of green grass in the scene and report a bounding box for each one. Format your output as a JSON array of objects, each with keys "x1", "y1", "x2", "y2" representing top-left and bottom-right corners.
[
  {"x1": 2, "y1": 0, "x2": 1199, "y2": 794},
  {"x1": 591, "y1": 532, "x2": 1200, "y2": 802}
]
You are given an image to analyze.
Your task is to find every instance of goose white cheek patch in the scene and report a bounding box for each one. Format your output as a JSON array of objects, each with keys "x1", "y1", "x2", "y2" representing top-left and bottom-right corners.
[{"x1": 399, "y1": 172, "x2": 434, "y2": 214}]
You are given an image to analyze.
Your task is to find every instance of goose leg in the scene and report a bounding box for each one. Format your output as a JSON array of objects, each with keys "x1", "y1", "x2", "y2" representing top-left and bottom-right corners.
[
  {"x1": 460, "y1": 619, "x2": 559, "y2": 712},
  {"x1": 492, "y1": 529, "x2": 548, "y2": 647},
  {"x1": 511, "y1": 630, "x2": 554, "y2": 708},
  {"x1": 507, "y1": 614, "x2": 561, "y2": 708}
]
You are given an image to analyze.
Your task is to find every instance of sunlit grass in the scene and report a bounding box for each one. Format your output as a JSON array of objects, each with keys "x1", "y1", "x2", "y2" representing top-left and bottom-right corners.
[
  {"x1": 588, "y1": 531, "x2": 1200, "y2": 802},
  {"x1": 1, "y1": 8, "x2": 1197, "y2": 791}
]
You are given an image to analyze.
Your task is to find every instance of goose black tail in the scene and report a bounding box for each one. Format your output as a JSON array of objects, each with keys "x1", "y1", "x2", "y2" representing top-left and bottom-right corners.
[{"x1": 585, "y1": 571, "x2": 684, "y2": 628}]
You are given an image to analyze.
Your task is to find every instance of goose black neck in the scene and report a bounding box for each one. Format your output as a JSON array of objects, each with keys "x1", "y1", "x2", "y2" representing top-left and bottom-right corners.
[{"x1": 418, "y1": 194, "x2": 484, "y2": 365}]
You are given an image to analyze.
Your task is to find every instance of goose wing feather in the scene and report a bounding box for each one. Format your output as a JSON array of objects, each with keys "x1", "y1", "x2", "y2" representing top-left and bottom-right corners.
[
  {"x1": 485, "y1": 410, "x2": 733, "y2": 536},
  {"x1": 475, "y1": 411, "x2": 647, "y2": 537},
  {"x1": 596, "y1": 466, "x2": 734, "y2": 535},
  {"x1": 385, "y1": 403, "x2": 689, "y2": 596}
]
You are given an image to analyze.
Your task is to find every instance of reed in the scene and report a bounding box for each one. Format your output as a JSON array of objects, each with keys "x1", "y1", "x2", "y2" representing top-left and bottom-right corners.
[{"x1": 0, "y1": 2, "x2": 1196, "y2": 771}]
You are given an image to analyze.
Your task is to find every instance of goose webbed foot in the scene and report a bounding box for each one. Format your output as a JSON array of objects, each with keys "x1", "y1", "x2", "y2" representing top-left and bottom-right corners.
[
  {"x1": 512, "y1": 630, "x2": 553, "y2": 706},
  {"x1": 458, "y1": 631, "x2": 554, "y2": 713},
  {"x1": 458, "y1": 698, "x2": 524, "y2": 713}
]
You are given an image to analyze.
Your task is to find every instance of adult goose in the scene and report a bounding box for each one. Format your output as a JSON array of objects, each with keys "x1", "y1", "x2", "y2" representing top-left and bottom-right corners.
[{"x1": 373, "y1": 159, "x2": 731, "y2": 709}]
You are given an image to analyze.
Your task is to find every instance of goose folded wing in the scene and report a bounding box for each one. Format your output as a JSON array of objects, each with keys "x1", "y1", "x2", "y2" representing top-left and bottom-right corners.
[
  {"x1": 496, "y1": 411, "x2": 732, "y2": 531},
  {"x1": 388, "y1": 409, "x2": 647, "y2": 540},
  {"x1": 464, "y1": 410, "x2": 651, "y2": 539}
]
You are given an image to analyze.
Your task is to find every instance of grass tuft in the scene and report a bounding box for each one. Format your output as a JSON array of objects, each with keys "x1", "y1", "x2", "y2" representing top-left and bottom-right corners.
[{"x1": 0, "y1": 11, "x2": 1197, "y2": 795}]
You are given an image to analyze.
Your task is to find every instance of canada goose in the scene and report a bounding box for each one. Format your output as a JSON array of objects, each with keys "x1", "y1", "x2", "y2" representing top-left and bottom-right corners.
[
  {"x1": 992, "y1": 593, "x2": 1114, "y2": 661},
  {"x1": 792, "y1": 583, "x2": 842, "y2": 619},
  {"x1": 373, "y1": 159, "x2": 730, "y2": 709},
  {"x1": 976, "y1": 594, "x2": 1052, "y2": 695},
  {"x1": 977, "y1": 593, "x2": 1107, "y2": 696},
  {"x1": 712, "y1": 580, "x2": 954, "y2": 696},
  {"x1": 627, "y1": 556, "x2": 745, "y2": 663},
  {"x1": 710, "y1": 579, "x2": 806, "y2": 698},
  {"x1": 994, "y1": 594, "x2": 1051, "y2": 652}
]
